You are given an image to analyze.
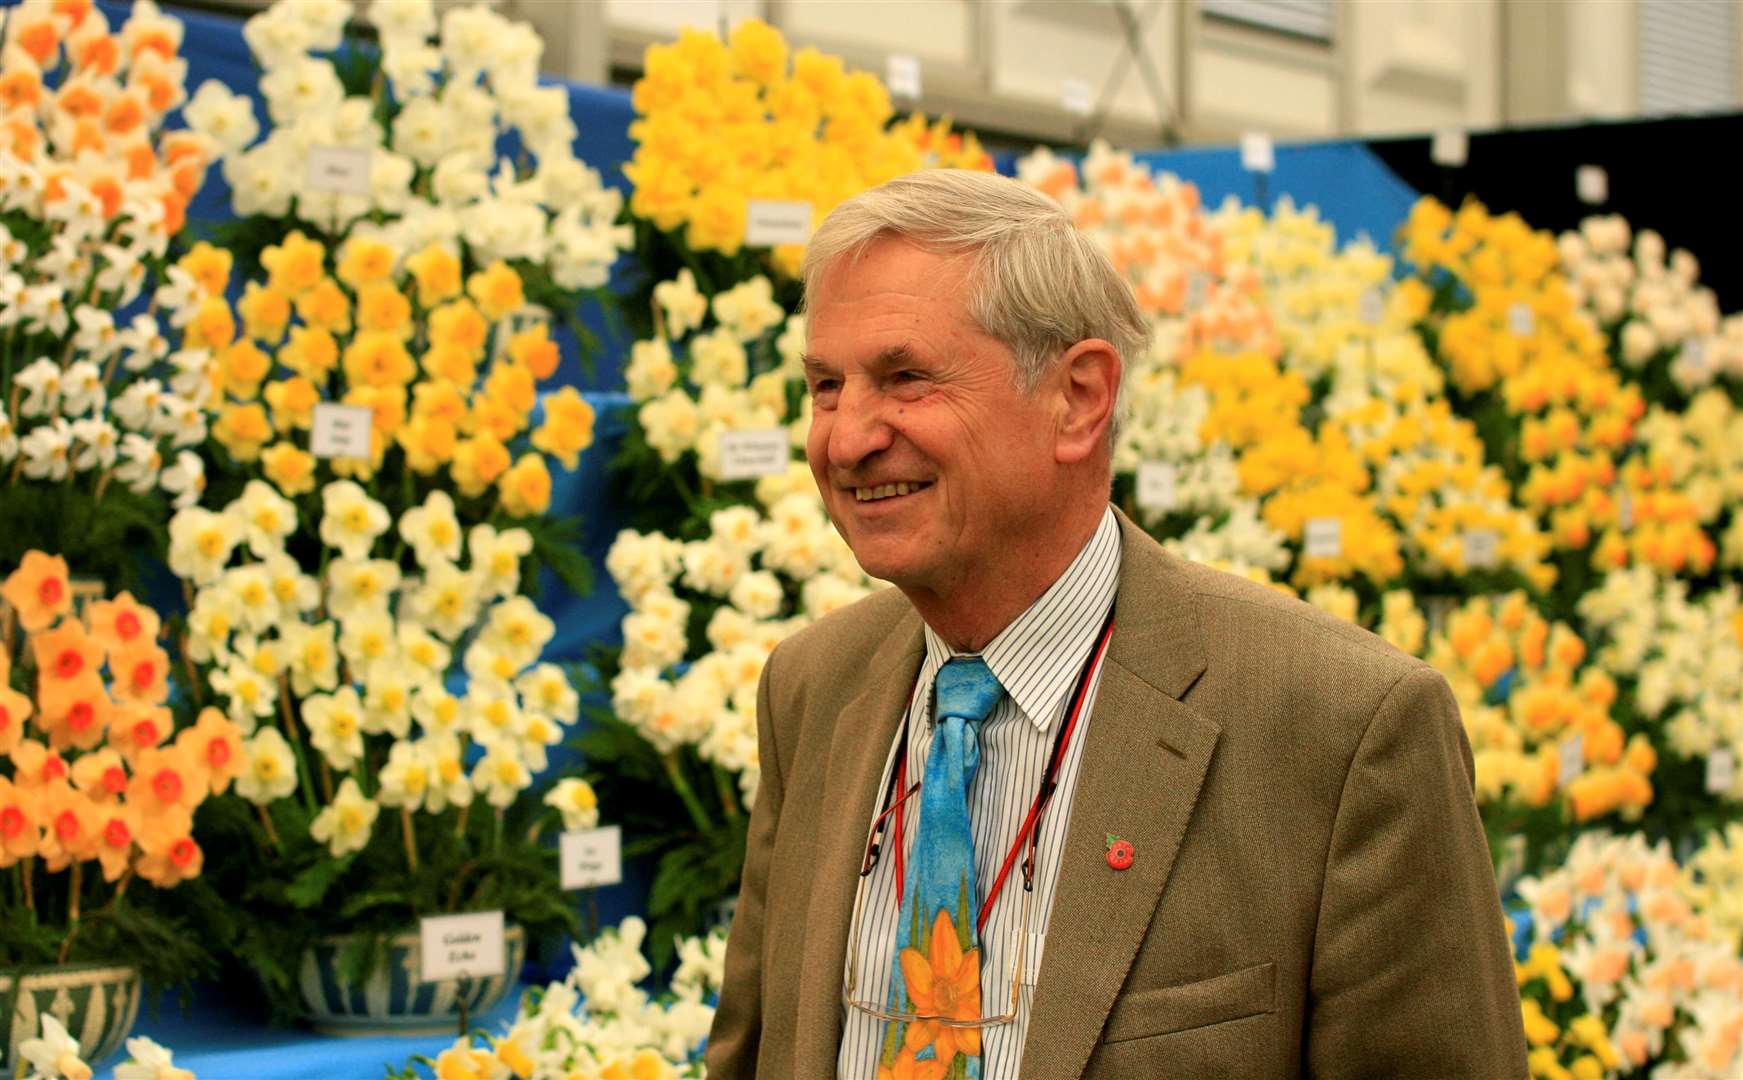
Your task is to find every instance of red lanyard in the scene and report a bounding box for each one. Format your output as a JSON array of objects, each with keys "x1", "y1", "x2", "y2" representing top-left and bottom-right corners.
[{"x1": 859, "y1": 606, "x2": 1117, "y2": 936}]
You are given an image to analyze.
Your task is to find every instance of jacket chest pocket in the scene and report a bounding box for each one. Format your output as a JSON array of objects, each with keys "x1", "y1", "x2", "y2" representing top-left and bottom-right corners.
[{"x1": 1101, "y1": 960, "x2": 1276, "y2": 1043}]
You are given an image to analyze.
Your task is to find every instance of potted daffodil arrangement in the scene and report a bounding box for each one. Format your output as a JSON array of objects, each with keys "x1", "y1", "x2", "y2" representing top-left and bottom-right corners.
[
  {"x1": 163, "y1": 476, "x2": 597, "y2": 1029},
  {"x1": 0, "y1": 551, "x2": 217, "y2": 1071}
]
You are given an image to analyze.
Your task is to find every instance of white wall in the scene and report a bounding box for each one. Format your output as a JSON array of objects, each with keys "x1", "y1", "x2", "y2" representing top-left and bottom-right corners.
[{"x1": 509, "y1": 0, "x2": 1743, "y2": 145}]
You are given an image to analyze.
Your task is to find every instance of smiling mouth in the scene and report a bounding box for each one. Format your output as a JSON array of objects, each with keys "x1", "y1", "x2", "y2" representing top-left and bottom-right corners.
[{"x1": 853, "y1": 481, "x2": 933, "y2": 502}]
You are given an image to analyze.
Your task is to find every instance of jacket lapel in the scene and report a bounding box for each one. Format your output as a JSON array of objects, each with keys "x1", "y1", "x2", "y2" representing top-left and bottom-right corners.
[
  {"x1": 790, "y1": 609, "x2": 926, "y2": 1076},
  {"x1": 1020, "y1": 513, "x2": 1221, "y2": 1079}
]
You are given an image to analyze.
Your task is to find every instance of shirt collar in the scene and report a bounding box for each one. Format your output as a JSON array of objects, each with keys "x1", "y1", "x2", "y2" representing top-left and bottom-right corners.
[{"x1": 922, "y1": 506, "x2": 1123, "y2": 733}]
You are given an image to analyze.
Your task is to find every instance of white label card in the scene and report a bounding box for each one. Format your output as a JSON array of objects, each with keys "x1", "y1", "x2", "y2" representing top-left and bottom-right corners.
[
  {"x1": 744, "y1": 200, "x2": 812, "y2": 247},
  {"x1": 1135, "y1": 461, "x2": 1178, "y2": 512},
  {"x1": 886, "y1": 53, "x2": 922, "y2": 99},
  {"x1": 1358, "y1": 289, "x2": 1385, "y2": 326},
  {"x1": 1509, "y1": 303, "x2": 1535, "y2": 337},
  {"x1": 309, "y1": 403, "x2": 374, "y2": 459},
  {"x1": 1463, "y1": 529, "x2": 1499, "y2": 570},
  {"x1": 1240, "y1": 132, "x2": 1274, "y2": 173},
  {"x1": 1060, "y1": 78, "x2": 1093, "y2": 116},
  {"x1": 718, "y1": 428, "x2": 790, "y2": 481},
  {"x1": 418, "y1": 910, "x2": 505, "y2": 983},
  {"x1": 1304, "y1": 517, "x2": 1342, "y2": 559},
  {"x1": 305, "y1": 145, "x2": 373, "y2": 197},
  {"x1": 1558, "y1": 734, "x2": 1584, "y2": 786},
  {"x1": 560, "y1": 826, "x2": 623, "y2": 890},
  {"x1": 1707, "y1": 750, "x2": 1736, "y2": 794},
  {"x1": 1576, "y1": 165, "x2": 1608, "y2": 205},
  {"x1": 1431, "y1": 129, "x2": 1468, "y2": 167}
]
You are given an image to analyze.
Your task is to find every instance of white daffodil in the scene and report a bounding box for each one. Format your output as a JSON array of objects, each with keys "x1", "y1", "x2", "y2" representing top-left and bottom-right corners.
[
  {"x1": 399, "y1": 489, "x2": 463, "y2": 567},
  {"x1": 96, "y1": 246, "x2": 148, "y2": 308},
  {"x1": 0, "y1": 414, "x2": 18, "y2": 462},
  {"x1": 411, "y1": 684, "x2": 464, "y2": 737},
  {"x1": 184, "y1": 79, "x2": 260, "y2": 153},
  {"x1": 543, "y1": 778, "x2": 599, "y2": 832},
  {"x1": 407, "y1": 559, "x2": 484, "y2": 641},
  {"x1": 338, "y1": 609, "x2": 397, "y2": 674},
  {"x1": 15, "y1": 356, "x2": 63, "y2": 417},
  {"x1": 320, "y1": 480, "x2": 391, "y2": 560},
  {"x1": 162, "y1": 393, "x2": 210, "y2": 448},
  {"x1": 71, "y1": 305, "x2": 120, "y2": 363},
  {"x1": 326, "y1": 558, "x2": 402, "y2": 623},
  {"x1": 111, "y1": 379, "x2": 165, "y2": 433},
  {"x1": 309, "y1": 777, "x2": 379, "y2": 857},
  {"x1": 232, "y1": 479, "x2": 298, "y2": 557},
  {"x1": 654, "y1": 269, "x2": 707, "y2": 339},
  {"x1": 117, "y1": 313, "x2": 170, "y2": 373},
  {"x1": 211, "y1": 655, "x2": 278, "y2": 731},
  {"x1": 463, "y1": 682, "x2": 523, "y2": 746},
  {"x1": 260, "y1": 551, "x2": 321, "y2": 618},
  {"x1": 21, "y1": 281, "x2": 70, "y2": 337},
  {"x1": 518, "y1": 709, "x2": 561, "y2": 772},
  {"x1": 472, "y1": 741, "x2": 532, "y2": 809},
  {"x1": 516, "y1": 663, "x2": 579, "y2": 725},
  {"x1": 624, "y1": 338, "x2": 678, "y2": 403},
  {"x1": 422, "y1": 733, "x2": 473, "y2": 812},
  {"x1": 20, "y1": 418, "x2": 73, "y2": 481},
  {"x1": 304, "y1": 688, "x2": 367, "y2": 771},
  {"x1": 391, "y1": 95, "x2": 451, "y2": 167},
  {"x1": 183, "y1": 588, "x2": 241, "y2": 665},
  {"x1": 711, "y1": 275, "x2": 785, "y2": 343},
  {"x1": 115, "y1": 1034, "x2": 194, "y2": 1080},
  {"x1": 463, "y1": 636, "x2": 523, "y2": 690},
  {"x1": 396, "y1": 621, "x2": 450, "y2": 679},
  {"x1": 376, "y1": 739, "x2": 433, "y2": 810},
  {"x1": 219, "y1": 564, "x2": 280, "y2": 636},
  {"x1": 18, "y1": 1014, "x2": 91, "y2": 1080},
  {"x1": 468, "y1": 523, "x2": 533, "y2": 599},
  {"x1": 281, "y1": 621, "x2": 341, "y2": 697},
  {"x1": 68, "y1": 418, "x2": 120, "y2": 472},
  {"x1": 362, "y1": 658, "x2": 420, "y2": 738},
  {"x1": 371, "y1": 0, "x2": 437, "y2": 44},
  {"x1": 59, "y1": 360, "x2": 106, "y2": 418},
  {"x1": 160, "y1": 449, "x2": 207, "y2": 508},
  {"x1": 481, "y1": 595, "x2": 555, "y2": 669},
  {"x1": 167, "y1": 506, "x2": 243, "y2": 586}
]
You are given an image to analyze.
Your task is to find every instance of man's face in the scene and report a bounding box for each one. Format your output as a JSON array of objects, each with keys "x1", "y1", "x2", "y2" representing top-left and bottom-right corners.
[{"x1": 803, "y1": 238, "x2": 1062, "y2": 598}]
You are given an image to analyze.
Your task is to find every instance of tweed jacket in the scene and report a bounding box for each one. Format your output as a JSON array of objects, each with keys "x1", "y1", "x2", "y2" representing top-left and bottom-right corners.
[{"x1": 707, "y1": 510, "x2": 1529, "y2": 1078}]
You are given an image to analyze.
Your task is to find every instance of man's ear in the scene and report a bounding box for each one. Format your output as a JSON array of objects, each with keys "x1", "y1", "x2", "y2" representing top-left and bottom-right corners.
[{"x1": 1054, "y1": 338, "x2": 1120, "y2": 465}]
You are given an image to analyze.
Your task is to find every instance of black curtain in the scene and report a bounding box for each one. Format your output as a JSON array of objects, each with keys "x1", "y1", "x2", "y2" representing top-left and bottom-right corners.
[{"x1": 1368, "y1": 113, "x2": 1743, "y2": 311}]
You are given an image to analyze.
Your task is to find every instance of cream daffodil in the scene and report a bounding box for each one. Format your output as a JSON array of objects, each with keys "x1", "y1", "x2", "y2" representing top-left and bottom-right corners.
[
  {"x1": 543, "y1": 777, "x2": 599, "y2": 831},
  {"x1": 281, "y1": 621, "x2": 341, "y2": 697},
  {"x1": 303, "y1": 687, "x2": 367, "y2": 770},
  {"x1": 326, "y1": 558, "x2": 403, "y2": 623},
  {"x1": 309, "y1": 777, "x2": 380, "y2": 857},
  {"x1": 234, "y1": 478, "x2": 298, "y2": 557},
  {"x1": 422, "y1": 734, "x2": 475, "y2": 813},
  {"x1": 168, "y1": 506, "x2": 244, "y2": 586},
  {"x1": 468, "y1": 523, "x2": 533, "y2": 599},
  {"x1": 361, "y1": 658, "x2": 421, "y2": 738},
  {"x1": 376, "y1": 739, "x2": 434, "y2": 811},
  {"x1": 318, "y1": 480, "x2": 391, "y2": 560},
  {"x1": 235, "y1": 727, "x2": 300, "y2": 805},
  {"x1": 407, "y1": 560, "x2": 485, "y2": 641},
  {"x1": 399, "y1": 489, "x2": 463, "y2": 567},
  {"x1": 472, "y1": 742, "x2": 531, "y2": 809}
]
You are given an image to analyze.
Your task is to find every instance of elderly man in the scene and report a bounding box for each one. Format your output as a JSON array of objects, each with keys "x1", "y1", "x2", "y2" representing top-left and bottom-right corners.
[{"x1": 706, "y1": 170, "x2": 1527, "y2": 1078}]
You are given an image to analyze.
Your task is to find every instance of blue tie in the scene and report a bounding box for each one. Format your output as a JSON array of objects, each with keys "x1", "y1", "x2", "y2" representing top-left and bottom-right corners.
[{"x1": 880, "y1": 656, "x2": 1003, "y2": 1079}]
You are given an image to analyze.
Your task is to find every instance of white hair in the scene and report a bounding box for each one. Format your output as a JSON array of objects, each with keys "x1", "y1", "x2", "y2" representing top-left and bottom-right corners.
[{"x1": 801, "y1": 169, "x2": 1148, "y2": 443}]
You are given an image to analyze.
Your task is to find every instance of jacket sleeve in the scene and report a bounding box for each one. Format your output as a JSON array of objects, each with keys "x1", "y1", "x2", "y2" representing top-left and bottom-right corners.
[
  {"x1": 704, "y1": 642, "x2": 786, "y2": 1078},
  {"x1": 1304, "y1": 664, "x2": 1529, "y2": 1078}
]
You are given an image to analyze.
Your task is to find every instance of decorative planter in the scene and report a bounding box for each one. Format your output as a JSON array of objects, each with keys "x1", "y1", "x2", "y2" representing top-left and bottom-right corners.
[
  {"x1": 1, "y1": 963, "x2": 140, "y2": 1072},
  {"x1": 297, "y1": 925, "x2": 526, "y2": 1035}
]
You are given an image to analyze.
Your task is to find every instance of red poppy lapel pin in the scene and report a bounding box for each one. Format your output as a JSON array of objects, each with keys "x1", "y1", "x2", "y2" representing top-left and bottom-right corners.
[{"x1": 1106, "y1": 833, "x2": 1134, "y2": 871}]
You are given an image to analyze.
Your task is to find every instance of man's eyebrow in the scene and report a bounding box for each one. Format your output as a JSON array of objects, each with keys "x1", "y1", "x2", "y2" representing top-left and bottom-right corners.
[{"x1": 801, "y1": 345, "x2": 918, "y2": 377}]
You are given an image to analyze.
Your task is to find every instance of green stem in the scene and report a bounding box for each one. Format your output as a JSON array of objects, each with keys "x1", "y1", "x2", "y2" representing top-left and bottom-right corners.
[
  {"x1": 662, "y1": 752, "x2": 715, "y2": 834},
  {"x1": 278, "y1": 674, "x2": 320, "y2": 815},
  {"x1": 492, "y1": 807, "x2": 503, "y2": 854},
  {"x1": 712, "y1": 764, "x2": 743, "y2": 824}
]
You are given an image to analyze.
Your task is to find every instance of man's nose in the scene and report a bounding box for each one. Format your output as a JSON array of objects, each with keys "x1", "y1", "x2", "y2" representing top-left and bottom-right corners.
[{"x1": 827, "y1": 381, "x2": 894, "y2": 469}]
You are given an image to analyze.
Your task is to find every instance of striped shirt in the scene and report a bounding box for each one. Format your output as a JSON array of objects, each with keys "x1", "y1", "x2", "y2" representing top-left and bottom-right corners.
[{"x1": 838, "y1": 507, "x2": 1122, "y2": 1078}]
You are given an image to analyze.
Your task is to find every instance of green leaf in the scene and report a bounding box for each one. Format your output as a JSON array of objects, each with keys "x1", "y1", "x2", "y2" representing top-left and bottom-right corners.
[{"x1": 286, "y1": 851, "x2": 358, "y2": 909}]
